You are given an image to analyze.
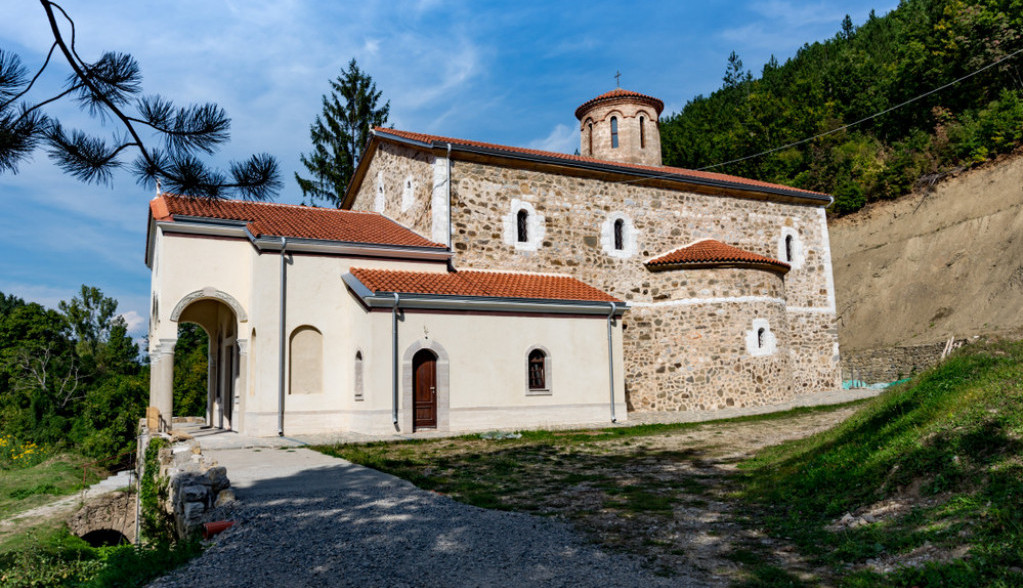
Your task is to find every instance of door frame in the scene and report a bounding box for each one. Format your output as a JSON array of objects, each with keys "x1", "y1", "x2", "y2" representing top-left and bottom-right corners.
[{"x1": 401, "y1": 338, "x2": 450, "y2": 433}]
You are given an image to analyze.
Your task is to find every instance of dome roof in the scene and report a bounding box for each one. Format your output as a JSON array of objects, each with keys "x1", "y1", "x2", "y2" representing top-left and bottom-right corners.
[{"x1": 575, "y1": 88, "x2": 665, "y2": 120}]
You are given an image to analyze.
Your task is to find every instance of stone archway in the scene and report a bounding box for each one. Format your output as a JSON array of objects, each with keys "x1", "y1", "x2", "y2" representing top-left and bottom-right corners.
[{"x1": 151, "y1": 288, "x2": 248, "y2": 433}]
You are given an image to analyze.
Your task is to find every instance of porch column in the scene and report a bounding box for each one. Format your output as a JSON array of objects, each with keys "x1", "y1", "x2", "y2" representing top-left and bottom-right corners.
[
  {"x1": 234, "y1": 339, "x2": 248, "y2": 433},
  {"x1": 149, "y1": 338, "x2": 177, "y2": 431}
]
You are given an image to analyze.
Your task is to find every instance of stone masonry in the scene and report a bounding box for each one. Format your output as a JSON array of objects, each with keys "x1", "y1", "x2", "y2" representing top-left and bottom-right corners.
[{"x1": 348, "y1": 90, "x2": 842, "y2": 413}]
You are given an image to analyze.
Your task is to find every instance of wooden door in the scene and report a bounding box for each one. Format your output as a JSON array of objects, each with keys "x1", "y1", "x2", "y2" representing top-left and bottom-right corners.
[{"x1": 412, "y1": 350, "x2": 437, "y2": 430}]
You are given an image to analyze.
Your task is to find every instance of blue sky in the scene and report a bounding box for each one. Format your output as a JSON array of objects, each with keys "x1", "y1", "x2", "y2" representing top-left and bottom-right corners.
[{"x1": 0, "y1": 0, "x2": 894, "y2": 340}]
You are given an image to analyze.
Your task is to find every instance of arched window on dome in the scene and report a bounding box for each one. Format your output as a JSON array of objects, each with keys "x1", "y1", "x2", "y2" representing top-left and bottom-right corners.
[
  {"x1": 613, "y1": 218, "x2": 624, "y2": 250},
  {"x1": 610, "y1": 117, "x2": 619, "y2": 148},
  {"x1": 587, "y1": 122, "x2": 593, "y2": 154},
  {"x1": 639, "y1": 116, "x2": 645, "y2": 149},
  {"x1": 517, "y1": 209, "x2": 529, "y2": 243}
]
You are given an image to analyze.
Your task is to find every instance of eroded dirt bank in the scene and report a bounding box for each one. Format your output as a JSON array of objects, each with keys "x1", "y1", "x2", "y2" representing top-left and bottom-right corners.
[{"x1": 830, "y1": 149, "x2": 1023, "y2": 352}]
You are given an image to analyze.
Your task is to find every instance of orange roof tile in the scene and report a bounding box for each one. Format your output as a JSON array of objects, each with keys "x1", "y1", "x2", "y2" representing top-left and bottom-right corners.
[
  {"x1": 645, "y1": 239, "x2": 790, "y2": 273},
  {"x1": 349, "y1": 268, "x2": 622, "y2": 303},
  {"x1": 575, "y1": 88, "x2": 665, "y2": 119},
  {"x1": 151, "y1": 194, "x2": 445, "y2": 249},
  {"x1": 372, "y1": 128, "x2": 829, "y2": 201}
]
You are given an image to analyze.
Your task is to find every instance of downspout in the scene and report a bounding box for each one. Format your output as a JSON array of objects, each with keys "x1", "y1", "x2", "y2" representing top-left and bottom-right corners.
[
  {"x1": 392, "y1": 292, "x2": 400, "y2": 429},
  {"x1": 607, "y1": 302, "x2": 618, "y2": 423},
  {"x1": 277, "y1": 237, "x2": 287, "y2": 436},
  {"x1": 446, "y1": 143, "x2": 452, "y2": 248}
]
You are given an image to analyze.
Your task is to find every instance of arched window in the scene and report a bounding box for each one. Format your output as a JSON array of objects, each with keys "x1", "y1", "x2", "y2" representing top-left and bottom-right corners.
[
  {"x1": 613, "y1": 218, "x2": 625, "y2": 250},
  {"x1": 587, "y1": 122, "x2": 593, "y2": 154},
  {"x1": 639, "y1": 116, "x2": 645, "y2": 149},
  {"x1": 289, "y1": 326, "x2": 323, "y2": 395},
  {"x1": 610, "y1": 117, "x2": 619, "y2": 148},
  {"x1": 354, "y1": 351, "x2": 364, "y2": 401},
  {"x1": 757, "y1": 328, "x2": 766, "y2": 349},
  {"x1": 528, "y1": 349, "x2": 547, "y2": 391},
  {"x1": 784, "y1": 235, "x2": 794, "y2": 262},
  {"x1": 516, "y1": 209, "x2": 529, "y2": 243}
]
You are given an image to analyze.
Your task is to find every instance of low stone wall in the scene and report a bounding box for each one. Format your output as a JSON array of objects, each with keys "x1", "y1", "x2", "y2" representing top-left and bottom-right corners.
[
  {"x1": 146, "y1": 435, "x2": 234, "y2": 539},
  {"x1": 841, "y1": 339, "x2": 968, "y2": 384}
]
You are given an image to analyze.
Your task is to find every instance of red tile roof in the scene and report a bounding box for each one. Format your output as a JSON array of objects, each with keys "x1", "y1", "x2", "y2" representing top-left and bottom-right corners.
[
  {"x1": 349, "y1": 268, "x2": 622, "y2": 303},
  {"x1": 151, "y1": 194, "x2": 445, "y2": 249},
  {"x1": 645, "y1": 239, "x2": 790, "y2": 273},
  {"x1": 575, "y1": 88, "x2": 665, "y2": 119},
  {"x1": 372, "y1": 128, "x2": 828, "y2": 200}
]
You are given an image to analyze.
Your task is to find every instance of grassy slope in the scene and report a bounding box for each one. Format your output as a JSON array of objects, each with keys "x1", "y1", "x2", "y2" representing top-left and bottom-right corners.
[{"x1": 740, "y1": 339, "x2": 1023, "y2": 586}]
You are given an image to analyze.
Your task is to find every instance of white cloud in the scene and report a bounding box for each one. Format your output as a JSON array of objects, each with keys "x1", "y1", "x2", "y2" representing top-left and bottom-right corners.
[
  {"x1": 118, "y1": 310, "x2": 146, "y2": 333},
  {"x1": 528, "y1": 123, "x2": 578, "y2": 154}
]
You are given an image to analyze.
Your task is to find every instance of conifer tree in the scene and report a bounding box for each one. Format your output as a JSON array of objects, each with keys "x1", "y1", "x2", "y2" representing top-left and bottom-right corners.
[
  {"x1": 0, "y1": 1, "x2": 281, "y2": 200},
  {"x1": 296, "y1": 59, "x2": 390, "y2": 207}
]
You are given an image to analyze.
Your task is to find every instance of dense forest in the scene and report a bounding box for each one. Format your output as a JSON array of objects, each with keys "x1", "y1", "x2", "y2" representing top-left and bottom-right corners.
[
  {"x1": 660, "y1": 0, "x2": 1023, "y2": 214},
  {"x1": 0, "y1": 287, "x2": 207, "y2": 466}
]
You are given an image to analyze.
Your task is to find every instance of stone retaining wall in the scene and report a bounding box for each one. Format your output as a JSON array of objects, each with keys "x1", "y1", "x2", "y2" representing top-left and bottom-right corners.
[{"x1": 841, "y1": 340, "x2": 968, "y2": 384}]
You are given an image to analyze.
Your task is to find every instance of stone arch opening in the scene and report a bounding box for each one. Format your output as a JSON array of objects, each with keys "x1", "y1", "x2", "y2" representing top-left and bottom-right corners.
[
  {"x1": 81, "y1": 529, "x2": 130, "y2": 547},
  {"x1": 164, "y1": 291, "x2": 249, "y2": 431},
  {"x1": 401, "y1": 338, "x2": 450, "y2": 432}
]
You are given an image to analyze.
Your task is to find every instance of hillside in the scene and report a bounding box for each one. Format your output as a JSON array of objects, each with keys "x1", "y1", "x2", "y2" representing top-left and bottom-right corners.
[
  {"x1": 741, "y1": 338, "x2": 1023, "y2": 585},
  {"x1": 831, "y1": 148, "x2": 1023, "y2": 353},
  {"x1": 660, "y1": 0, "x2": 1023, "y2": 215}
]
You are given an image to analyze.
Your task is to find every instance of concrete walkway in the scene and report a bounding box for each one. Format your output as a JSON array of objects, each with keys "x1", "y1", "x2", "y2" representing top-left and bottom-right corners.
[{"x1": 149, "y1": 446, "x2": 693, "y2": 587}]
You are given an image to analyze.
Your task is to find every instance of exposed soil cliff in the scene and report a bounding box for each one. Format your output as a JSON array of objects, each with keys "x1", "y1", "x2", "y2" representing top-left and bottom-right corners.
[{"x1": 830, "y1": 148, "x2": 1023, "y2": 353}]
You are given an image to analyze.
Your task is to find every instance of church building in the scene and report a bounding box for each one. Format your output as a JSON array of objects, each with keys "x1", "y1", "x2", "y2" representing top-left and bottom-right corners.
[{"x1": 146, "y1": 88, "x2": 840, "y2": 437}]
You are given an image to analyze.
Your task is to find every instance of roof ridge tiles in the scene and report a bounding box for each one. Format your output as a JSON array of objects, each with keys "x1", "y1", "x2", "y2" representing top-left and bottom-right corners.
[{"x1": 157, "y1": 193, "x2": 385, "y2": 216}]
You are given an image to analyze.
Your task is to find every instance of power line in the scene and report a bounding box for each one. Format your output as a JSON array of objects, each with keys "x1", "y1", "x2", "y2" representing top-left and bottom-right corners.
[{"x1": 696, "y1": 44, "x2": 1023, "y2": 171}]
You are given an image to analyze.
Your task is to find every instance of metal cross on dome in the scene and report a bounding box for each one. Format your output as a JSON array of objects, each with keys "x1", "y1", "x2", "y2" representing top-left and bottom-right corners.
[{"x1": 615, "y1": 70, "x2": 621, "y2": 87}]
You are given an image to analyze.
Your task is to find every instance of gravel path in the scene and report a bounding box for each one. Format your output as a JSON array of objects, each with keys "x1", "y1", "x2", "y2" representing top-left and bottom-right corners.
[{"x1": 149, "y1": 447, "x2": 693, "y2": 587}]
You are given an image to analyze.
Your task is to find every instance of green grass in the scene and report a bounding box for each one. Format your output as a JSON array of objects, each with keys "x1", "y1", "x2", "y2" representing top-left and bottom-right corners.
[
  {"x1": 0, "y1": 454, "x2": 100, "y2": 519},
  {"x1": 739, "y1": 339, "x2": 1023, "y2": 586}
]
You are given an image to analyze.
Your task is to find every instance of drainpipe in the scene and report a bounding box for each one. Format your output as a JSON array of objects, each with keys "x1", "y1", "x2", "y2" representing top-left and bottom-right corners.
[
  {"x1": 607, "y1": 302, "x2": 617, "y2": 423},
  {"x1": 277, "y1": 237, "x2": 287, "y2": 436},
  {"x1": 392, "y1": 292, "x2": 400, "y2": 429},
  {"x1": 446, "y1": 143, "x2": 452, "y2": 248}
]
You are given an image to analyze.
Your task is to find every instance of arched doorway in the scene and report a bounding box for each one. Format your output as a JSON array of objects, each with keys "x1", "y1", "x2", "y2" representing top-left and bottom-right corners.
[
  {"x1": 412, "y1": 349, "x2": 437, "y2": 431},
  {"x1": 174, "y1": 297, "x2": 244, "y2": 431}
]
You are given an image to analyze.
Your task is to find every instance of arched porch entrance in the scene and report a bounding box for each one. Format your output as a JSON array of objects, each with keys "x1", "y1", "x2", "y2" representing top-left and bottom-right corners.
[{"x1": 150, "y1": 289, "x2": 248, "y2": 432}]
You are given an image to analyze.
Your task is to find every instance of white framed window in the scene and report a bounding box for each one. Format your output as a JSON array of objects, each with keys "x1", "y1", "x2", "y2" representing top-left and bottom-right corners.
[
  {"x1": 502, "y1": 198, "x2": 545, "y2": 252},
  {"x1": 374, "y1": 171, "x2": 385, "y2": 212},
  {"x1": 745, "y1": 319, "x2": 777, "y2": 357},
  {"x1": 600, "y1": 212, "x2": 638, "y2": 259},
  {"x1": 354, "y1": 350, "x2": 365, "y2": 401},
  {"x1": 401, "y1": 175, "x2": 416, "y2": 212},
  {"x1": 525, "y1": 345, "x2": 552, "y2": 395},
  {"x1": 778, "y1": 227, "x2": 804, "y2": 269}
]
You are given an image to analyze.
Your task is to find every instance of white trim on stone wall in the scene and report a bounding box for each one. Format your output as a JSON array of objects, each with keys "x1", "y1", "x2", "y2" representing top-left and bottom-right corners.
[
  {"x1": 746, "y1": 318, "x2": 777, "y2": 357},
  {"x1": 631, "y1": 295, "x2": 786, "y2": 308},
  {"x1": 787, "y1": 306, "x2": 838, "y2": 314},
  {"x1": 502, "y1": 198, "x2": 546, "y2": 252},
  {"x1": 778, "y1": 226, "x2": 804, "y2": 269},
  {"x1": 600, "y1": 212, "x2": 639, "y2": 259},
  {"x1": 431, "y1": 155, "x2": 450, "y2": 246},
  {"x1": 525, "y1": 344, "x2": 553, "y2": 396},
  {"x1": 374, "y1": 171, "x2": 386, "y2": 213},
  {"x1": 401, "y1": 175, "x2": 416, "y2": 212},
  {"x1": 817, "y1": 208, "x2": 838, "y2": 313}
]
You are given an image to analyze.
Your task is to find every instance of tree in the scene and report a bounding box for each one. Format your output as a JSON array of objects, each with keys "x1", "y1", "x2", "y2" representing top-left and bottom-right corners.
[
  {"x1": 296, "y1": 58, "x2": 389, "y2": 207},
  {"x1": 0, "y1": 1, "x2": 281, "y2": 200}
]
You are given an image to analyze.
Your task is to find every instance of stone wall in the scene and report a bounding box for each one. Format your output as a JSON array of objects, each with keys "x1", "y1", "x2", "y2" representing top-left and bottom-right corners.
[
  {"x1": 349, "y1": 142, "x2": 438, "y2": 242},
  {"x1": 841, "y1": 340, "x2": 968, "y2": 384},
  {"x1": 578, "y1": 98, "x2": 662, "y2": 166},
  {"x1": 150, "y1": 436, "x2": 234, "y2": 538},
  {"x1": 349, "y1": 144, "x2": 842, "y2": 412}
]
